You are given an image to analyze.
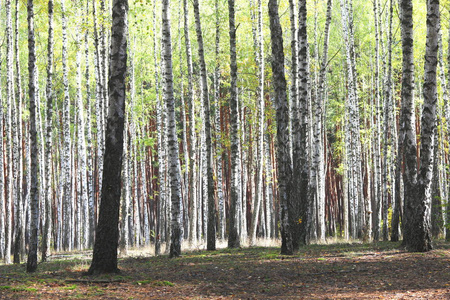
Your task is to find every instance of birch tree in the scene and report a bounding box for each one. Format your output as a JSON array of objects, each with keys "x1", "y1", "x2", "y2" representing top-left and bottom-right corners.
[
  {"x1": 228, "y1": 0, "x2": 241, "y2": 249},
  {"x1": 214, "y1": 0, "x2": 226, "y2": 241},
  {"x1": 88, "y1": 0, "x2": 128, "y2": 274},
  {"x1": 402, "y1": 0, "x2": 439, "y2": 252},
  {"x1": 161, "y1": 0, "x2": 183, "y2": 258},
  {"x1": 61, "y1": 0, "x2": 73, "y2": 251},
  {"x1": 26, "y1": 0, "x2": 39, "y2": 272},
  {"x1": 192, "y1": 0, "x2": 216, "y2": 250},
  {"x1": 269, "y1": 0, "x2": 293, "y2": 255},
  {"x1": 42, "y1": 0, "x2": 54, "y2": 261},
  {"x1": 5, "y1": 0, "x2": 14, "y2": 265},
  {"x1": 291, "y1": 0, "x2": 310, "y2": 247}
]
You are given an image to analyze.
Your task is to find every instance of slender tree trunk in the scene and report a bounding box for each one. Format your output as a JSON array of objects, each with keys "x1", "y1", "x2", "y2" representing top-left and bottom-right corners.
[
  {"x1": 446, "y1": 7, "x2": 450, "y2": 242},
  {"x1": 192, "y1": 0, "x2": 216, "y2": 250},
  {"x1": 120, "y1": 117, "x2": 130, "y2": 253},
  {"x1": 26, "y1": 0, "x2": 39, "y2": 273},
  {"x1": 269, "y1": 0, "x2": 294, "y2": 255},
  {"x1": 88, "y1": 0, "x2": 128, "y2": 274},
  {"x1": 249, "y1": 0, "x2": 264, "y2": 245},
  {"x1": 372, "y1": 0, "x2": 383, "y2": 242},
  {"x1": 382, "y1": 0, "x2": 394, "y2": 241},
  {"x1": 61, "y1": 0, "x2": 73, "y2": 251},
  {"x1": 214, "y1": 0, "x2": 226, "y2": 241},
  {"x1": 153, "y1": 0, "x2": 164, "y2": 255},
  {"x1": 5, "y1": 0, "x2": 14, "y2": 265},
  {"x1": 42, "y1": 0, "x2": 54, "y2": 261},
  {"x1": 228, "y1": 0, "x2": 241, "y2": 249},
  {"x1": 93, "y1": 0, "x2": 105, "y2": 220},
  {"x1": 161, "y1": 0, "x2": 182, "y2": 258},
  {"x1": 183, "y1": 0, "x2": 197, "y2": 246},
  {"x1": 75, "y1": 14, "x2": 89, "y2": 250},
  {"x1": 0, "y1": 40, "x2": 4, "y2": 260},
  {"x1": 84, "y1": 0, "x2": 95, "y2": 249}
]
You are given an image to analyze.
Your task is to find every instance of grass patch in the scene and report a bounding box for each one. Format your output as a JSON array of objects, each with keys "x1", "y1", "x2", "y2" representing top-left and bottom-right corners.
[
  {"x1": 135, "y1": 280, "x2": 174, "y2": 287},
  {"x1": 153, "y1": 280, "x2": 175, "y2": 287},
  {"x1": 62, "y1": 284, "x2": 78, "y2": 290}
]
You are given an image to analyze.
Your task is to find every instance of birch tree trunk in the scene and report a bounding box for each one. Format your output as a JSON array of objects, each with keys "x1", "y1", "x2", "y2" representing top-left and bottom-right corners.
[
  {"x1": 183, "y1": 0, "x2": 197, "y2": 246},
  {"x1": 403, "y1": 0, "x2": 438, "y2": 252},
  {"x1": 446, "y1": 8, "x2": 450, "y2": 242},
  {"x1": 292, "y1": 0, "x2": 310, "y2": 247},
  {"x1": 153, "y1": 0, "x2": 165, "y2": 255},
  {"x1": 372, "y1": 0, "x2": 383, "y2": 242},
  {"x1": 26, "y1": 0, "x2": 39, "y2": 272},
  {"x1": 61, "y1": 0, "x2": 73, "y2": 251},
  {"x1": 192, "y1": 0, "x2": 216, "y2": 250},
  {"x1": 162, "y1": 0, "x2": 183, "y2": 258},
  {"x1": 0, "y1": 44, "x2": 4, "y2": 260},
  {"x1": 0, "y1": 4, "x2": 7, "y2": 262},
  {"x1": 85, "y1": 0, "x2": 95, "y2": 248},
  {"x1": 228, "y1": 0, "x2": 241, "y2": 249},
  {"x1": 41, "y1": 0, "x2": 54, "y2": 261},
  {"x1": 249, "y1": 0, "x2": 264, "y2": 245},
  {"x1": 269, "y1": 0, "x2": 294, "y2": 255},
  {"x1": 340, "y1": 0, "x2": 363, "y2": 239},
  {"x1": 75, "y1": 14, "x2": 89, "y2": 249},
  {"x1": 382, "y1": 0, "x2": 394, "y2": 241},
  {"x1": 93, "y1": 0, "x2": 105, "y2": 216},
  {"x1": 88, "y1": 0, "x2": 128, "y2": 274},
  {"x1": 214, "y1": 0, "x2": 226, "y2": 241},
  {"x1": 5, "y1": 0, "x2": 14, "y2": 265}
]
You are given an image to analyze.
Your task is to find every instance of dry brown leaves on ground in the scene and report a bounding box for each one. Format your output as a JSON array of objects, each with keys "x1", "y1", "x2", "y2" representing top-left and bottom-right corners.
[{"x1": 0, "y1": 241, "x2": 449, "y2": 299}]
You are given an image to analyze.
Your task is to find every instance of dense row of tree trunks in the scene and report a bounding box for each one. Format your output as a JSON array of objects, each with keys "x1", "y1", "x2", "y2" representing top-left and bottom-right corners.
[{"x1": 0, "y1": 0, "x2": 445, "y2": 274}]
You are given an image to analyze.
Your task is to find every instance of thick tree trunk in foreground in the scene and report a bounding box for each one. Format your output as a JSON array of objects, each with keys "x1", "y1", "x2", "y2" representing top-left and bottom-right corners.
[
  {"x1": 269, "y1": 0, "x2": 293, "y2": 255},
  {"x1": 26, "y1": 0, "x2": 39, "y2": 273},
  {"x1": 88, "y1": 0, "x2": 128, "y2": 274},
  {"x1": 292, "y1": 0, "x2": 309, "y2": 247},
  {"x1": 403, "y1": 0, "x2": 438, "y2": 252}
]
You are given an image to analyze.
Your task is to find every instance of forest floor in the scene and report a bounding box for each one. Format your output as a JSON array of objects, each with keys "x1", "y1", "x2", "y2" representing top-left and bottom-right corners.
[{"x1": 0, "y1": 240, "x2": 449, "y2": 299}]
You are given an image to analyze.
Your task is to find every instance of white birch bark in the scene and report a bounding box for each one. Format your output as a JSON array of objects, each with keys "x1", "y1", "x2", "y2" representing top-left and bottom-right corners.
[
  {"x1": 93, "y1": 0, "x2": 105, "y2": 214},
  {"x1": 162, "y1": 0, "x2": 182, "y2": 258},
  {"x1": 26, "y1": 0, "x2": 39, "y2": 272},
  {"x1": 182, "y1": 0, "x2": 198, "y2": 246},
  {"x1": 75, "y1": 16, "x2": 89, "y2": 249},
  {"x1": 339, "y1": 0, "x2": 363, "y2": 239},
  {"x1": 84, "y1": 0, "x2": 95, "y2": 249},
  {"x1": 372, "y1": 0, "x2": 382, "y2": 242},
  {"x1": 214, "y1": 0, "x2": 225, "y2": 241},
  {"x1": 0, "y1": 15, "x2": 5, "y2": 261},
  {"x1": 5, "y1": 0, "x2": 14, "y2": 264},
  {"x1": 61, "y1": 0, "x2": 72, "y2": 251},
  {"x1": 228, "y1": 0, "x2": 241, "y2": 248},
  {"x1": 42, "y1": 0, "x2": 54, "y2": 261}
]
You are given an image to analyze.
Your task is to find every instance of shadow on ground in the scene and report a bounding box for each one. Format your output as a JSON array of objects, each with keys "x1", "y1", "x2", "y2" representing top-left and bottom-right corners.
[{"x1": 0, "y1": 241, "x2": 449, "y2": 299}]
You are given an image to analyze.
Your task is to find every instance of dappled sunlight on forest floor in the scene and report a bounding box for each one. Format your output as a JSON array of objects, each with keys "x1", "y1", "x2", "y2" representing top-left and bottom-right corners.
[{"x1": 0, "y1": 240, "x2": 449, "y2": 299}]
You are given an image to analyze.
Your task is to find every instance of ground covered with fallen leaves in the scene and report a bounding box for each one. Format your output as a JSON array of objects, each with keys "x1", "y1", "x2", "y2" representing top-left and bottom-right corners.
[{"x1": 0, "y1": 240, "x2": 449, "y2": 299}]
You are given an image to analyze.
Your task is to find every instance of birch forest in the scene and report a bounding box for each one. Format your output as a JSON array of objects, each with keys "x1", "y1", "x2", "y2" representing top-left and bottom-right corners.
[{"x1": 0, "y1": 0, "x2": 448, "y2": 269}]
